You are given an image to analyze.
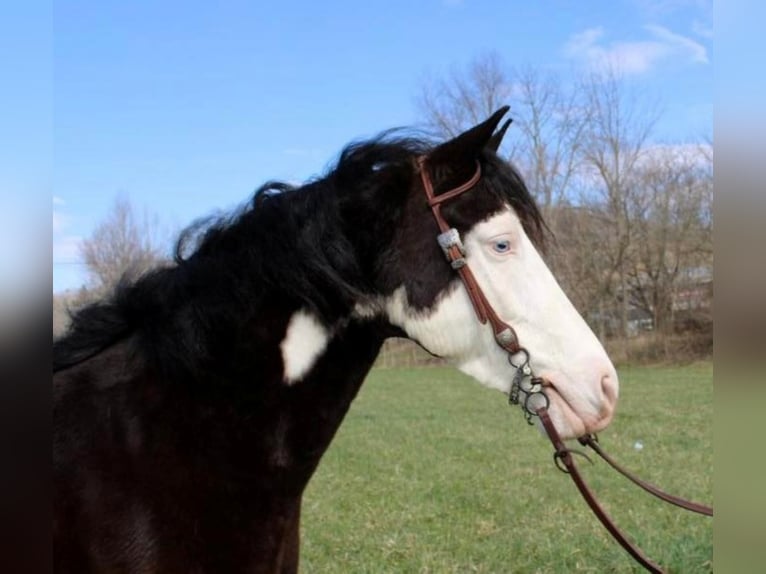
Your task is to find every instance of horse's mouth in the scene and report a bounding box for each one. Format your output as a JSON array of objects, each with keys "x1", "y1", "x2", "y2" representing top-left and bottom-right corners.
[{"x1": 543, "y1": 379, "x2": 595, "y2": 439}]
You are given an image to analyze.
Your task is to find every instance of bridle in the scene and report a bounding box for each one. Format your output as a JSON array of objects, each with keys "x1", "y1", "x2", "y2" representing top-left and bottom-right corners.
[
  {"x1": 416, "y1": 155, "x2": 713, "y2": 574},
  {"x1": 417, "y1": 157, "x2": 522, "y2": 355}
]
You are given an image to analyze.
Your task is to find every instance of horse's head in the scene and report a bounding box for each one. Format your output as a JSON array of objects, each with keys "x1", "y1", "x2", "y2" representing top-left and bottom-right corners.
[{"x1": 356, "y1": 108, "x2": 618, "y2": 439}]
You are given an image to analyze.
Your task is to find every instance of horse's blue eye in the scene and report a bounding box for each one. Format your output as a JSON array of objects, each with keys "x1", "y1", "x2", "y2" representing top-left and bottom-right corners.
[{"x1": 493, "y1": 240, "x2": 511, "y2": 253}]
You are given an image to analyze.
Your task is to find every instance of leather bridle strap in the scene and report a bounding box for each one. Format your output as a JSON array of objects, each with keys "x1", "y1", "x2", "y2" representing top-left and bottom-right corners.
[
  {"x1": 579, "y1": 435, "x2": 713, "y2": 516},
  {"x1": 538, "y1": 408, "x2": 665, "y2": 574},
  {"x1": 416, "y1": 156, "x2": 521, "y2": 354}
]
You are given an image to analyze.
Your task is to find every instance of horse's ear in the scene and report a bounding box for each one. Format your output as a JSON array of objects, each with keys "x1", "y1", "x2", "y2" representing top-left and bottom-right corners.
[
  {"x1": 429, "y1": 106, "x2": 510, "y2": 168},
  {"x1": 487, "y1": 119, "x2": 512, "y2": 153}
]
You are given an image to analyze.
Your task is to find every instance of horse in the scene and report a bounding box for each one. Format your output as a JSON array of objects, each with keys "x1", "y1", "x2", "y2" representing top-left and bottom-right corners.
[{"x1": 53, "y1": 107, "x2": 619, "y2": 573}]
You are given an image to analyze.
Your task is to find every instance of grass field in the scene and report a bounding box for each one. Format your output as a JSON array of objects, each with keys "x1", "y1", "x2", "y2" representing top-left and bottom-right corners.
[{"x1": 300, "y1": 362, "x2": 713, "y2": 573}]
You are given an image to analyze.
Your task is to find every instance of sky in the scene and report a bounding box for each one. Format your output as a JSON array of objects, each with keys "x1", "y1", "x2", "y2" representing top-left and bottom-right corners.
[{"x1": 47, "y1": 0, "x2": 714, "y2": 293}]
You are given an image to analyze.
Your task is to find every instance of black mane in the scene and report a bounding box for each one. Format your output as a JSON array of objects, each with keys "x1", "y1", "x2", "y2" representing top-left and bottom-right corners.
[
  {"x1": 53, "y1": 136, "x2": 425, "y2": 373},
  {"x1": 53, "y1": 133, "x2": 544, "y2": 377}
]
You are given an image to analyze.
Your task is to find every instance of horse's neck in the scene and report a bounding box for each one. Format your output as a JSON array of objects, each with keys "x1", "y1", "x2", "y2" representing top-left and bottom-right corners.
[
  {"x1": 263, "y1": 317, "x2": 386, "y2": 487},
  {"x1": 187, "y1": 313, "x2": 387, "y2": 573},
  {"x1": 190, "y1": 309, "x2": 387, "y2": 493}
]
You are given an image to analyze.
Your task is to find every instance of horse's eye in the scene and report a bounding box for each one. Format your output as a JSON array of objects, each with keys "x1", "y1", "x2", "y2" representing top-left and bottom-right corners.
[{"x1": 493, "y1": 239, "x2": 511, "y2": 253}]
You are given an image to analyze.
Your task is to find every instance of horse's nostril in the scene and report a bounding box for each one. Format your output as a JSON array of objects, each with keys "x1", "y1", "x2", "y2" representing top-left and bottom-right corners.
[{"x1": 599, "y1": 370, "x2": 619, "y2": 417}]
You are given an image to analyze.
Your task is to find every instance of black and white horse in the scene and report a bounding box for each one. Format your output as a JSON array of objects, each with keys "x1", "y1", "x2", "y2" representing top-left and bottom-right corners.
[{"x1": 53, "y1": 108, "x2": 618, "y2": 573}]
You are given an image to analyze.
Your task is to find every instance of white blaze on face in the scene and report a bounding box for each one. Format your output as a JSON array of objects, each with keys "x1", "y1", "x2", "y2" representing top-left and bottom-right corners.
[
  {"x1": 280, "y1": 310, "x2": 330, "y2": 385},
  {"x1": 386, "y1": 207, "x2": 619, "y2": 439}
]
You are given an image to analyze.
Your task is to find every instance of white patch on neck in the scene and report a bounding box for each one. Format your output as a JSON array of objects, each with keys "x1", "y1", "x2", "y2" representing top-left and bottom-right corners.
[
  {"x1": 280, "y1": 310, "x2": 330, "y2": 385},
  {"x1": 383, "y1": 285, "x2": 476, "y2": 357}
]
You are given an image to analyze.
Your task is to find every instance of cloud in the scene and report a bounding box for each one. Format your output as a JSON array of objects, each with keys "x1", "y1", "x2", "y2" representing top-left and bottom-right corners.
[
  {"x1": 566, "y1": 141, "x2": 711, "y2": 201},
  {"x1": 53, "y1": 196, "x2": 65, "y2": 205},
  {"x1": 564, "y1": 25, "x2": 708, "y2": 75},
  {"x1": 640, "y1": 142, "x2": 713, "y2": 168},
  {"x1": 645, "y1": 24, "x2": 708, "y2": 63}
]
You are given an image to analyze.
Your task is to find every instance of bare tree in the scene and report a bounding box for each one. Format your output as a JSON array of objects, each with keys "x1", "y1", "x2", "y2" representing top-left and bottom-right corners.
[
  {"x1": 506, "y1": 66, "x2": 591, "y2": 214},
  {"x1": 548, "y1": 204, "x2": 617, "y2": 338},
  {"x1": 625, "y1": 145, "x2": 713, "y2": 333},
  {"x1": 80, "y1": 195, "x2": 167, "y2": 294},
  {"x1": 418, "y1": 52, "x2": 512, "y2": 138},
  {"x1": 417, "y1": 56, "x2": 587, "y2": 216},
  {"x1": 578, "y1": 69, "x2": 660, "y2": 339}
]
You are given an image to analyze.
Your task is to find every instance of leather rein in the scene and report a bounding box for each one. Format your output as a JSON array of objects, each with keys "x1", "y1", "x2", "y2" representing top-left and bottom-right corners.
[{"x1": 416, "y1": 155, "x2": 712, "y2": 574}]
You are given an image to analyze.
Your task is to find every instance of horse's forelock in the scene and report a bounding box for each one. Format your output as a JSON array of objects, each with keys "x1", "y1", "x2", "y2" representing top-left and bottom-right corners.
[{"x1": 482, "y1": 154, "x2": 549, "y2": 250}]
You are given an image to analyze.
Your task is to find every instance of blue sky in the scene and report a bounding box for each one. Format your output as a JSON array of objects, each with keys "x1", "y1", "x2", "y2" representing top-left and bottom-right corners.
[{"x1": 50, "y1": 0, "x2": 713, "y2": 293}]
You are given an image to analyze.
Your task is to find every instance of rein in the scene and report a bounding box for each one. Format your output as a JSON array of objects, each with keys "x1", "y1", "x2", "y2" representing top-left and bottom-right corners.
[
  {"x1": 578, "y1": 433, "x2": 713, "y2": 516},
  {"x1": 416, "y1": 155, "x2": 712, "y2": 574}
]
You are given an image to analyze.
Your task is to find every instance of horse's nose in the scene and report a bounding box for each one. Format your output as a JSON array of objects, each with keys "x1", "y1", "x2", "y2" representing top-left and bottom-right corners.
[{"x1": 590, "y1": 367, "x2": 619, "y2": 433}]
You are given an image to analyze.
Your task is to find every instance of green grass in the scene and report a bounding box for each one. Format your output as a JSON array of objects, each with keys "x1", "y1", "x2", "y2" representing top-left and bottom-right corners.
[{"x1": 301, "y1": 363, "x2": 713, "y2": 573}]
